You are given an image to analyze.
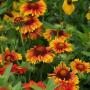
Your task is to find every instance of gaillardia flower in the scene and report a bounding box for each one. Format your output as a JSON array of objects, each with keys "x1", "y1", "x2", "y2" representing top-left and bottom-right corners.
[
  {"x1": 62, "y1": 0, "x2": 75, "y2": 15},
  {"x1": 50, "y1": 37, "x2": 73, "y2": 54},
  {"x1": 29, "y1": 26, "x2": 42, "y2": 40},
  {"x1": 20, "y1": 0, "x2": 47, "y2": 16},
  {"x1": 55, "y1": 80, "x2": 79, "y2": 90},
  {"x1": 26, "y1": 45, "x2": 55, "y2": 64},
  {"x1": 43, "y1": 29, "x2": 70, "y2": 41},
  {"x1": 20, "y1": 16, "x2": 42, "y2": 34},
  {"x1": 3, "y1": 48, "x2": 22, "y2": 64},
  {"x1": 49, "y1": 62, "x2": 79, "y2": 84},
  {"x1": 70, "y1": 59, "x2": 90, "y2": 73}
]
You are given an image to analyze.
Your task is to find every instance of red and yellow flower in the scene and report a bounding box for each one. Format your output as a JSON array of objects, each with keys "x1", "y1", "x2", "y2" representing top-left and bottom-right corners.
[
  {"x1": 49, "y1": 62, "x2": 79, "y2": 84},
  {"x1": 20, "y1": 16, "x2": 42, "y2": 34},
  {"x1": 55, "y1": 80, "x2": 79, "y2": 90},
  {"x1": 43, "y1": 29, "x2": 70, "y2": 41},
  {"x1": 29, "y1": 26, "x2": 43, "y2": 40},
  {"x1": 62, "y1": 0, "x2": 75, "y2": 15},
  {"x1": 20, "y1": 0, "x2": 47, "y2": 16},
  {"x1": 26, "y1": 45, "x2": 55, "y2": 64},
  {"x1": 3, "y1": 48, "x2": 22, "y2": 64},
  {"x1": 23, "y1": 80, "x2": 46, "y2": 90},
  {"x1": 50, "y1": 37, "x2": 73, "y2": 54},
  {"x1": 70, "y1": 59, "x2": 90, "y2": 73}
]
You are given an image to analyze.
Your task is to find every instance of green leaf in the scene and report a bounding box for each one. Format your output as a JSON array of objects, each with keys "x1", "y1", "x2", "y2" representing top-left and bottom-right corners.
[
  {"x1": 81, "y1": 51, "x2": 90, "y2": 56},
  {"x1": 12, "y1": 82, "x2": 22, "y2": 90}
]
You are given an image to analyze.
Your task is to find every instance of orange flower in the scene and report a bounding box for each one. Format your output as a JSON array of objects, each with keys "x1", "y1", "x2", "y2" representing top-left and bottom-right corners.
[
  {"x1": 23, "y1": 80, "x2": 46, "y2": 90},
  {"x1": 50, "y1": 37, "x2": 73, "y2": 54},
  {"x1": 26, "y1": 45, "x2": 55, "y2": 64},
  {"x1": 70, "y1": 59, "x2": 90, "y2": 73},
  {"x1": 29, "y1": 26, "x2": 42, "y2": 40},
  {"x1": 20, "y1": 16, "x2": 42, "y2": 34},
  {"x1": 43, "y1": 29, "x2": 70, "y2": 41},
  {"x1": 20, "y1": 0, "x2": 47, "y2": 16},
  {"x1": 55, "y1": 80, "x2": 79, "y2": 90},
  {"x1": 49, "y1": 62, "x2": 79, "y2": 84},
  {"x1": 3, "y1": 48, "x2": 22, "y2": 64}
]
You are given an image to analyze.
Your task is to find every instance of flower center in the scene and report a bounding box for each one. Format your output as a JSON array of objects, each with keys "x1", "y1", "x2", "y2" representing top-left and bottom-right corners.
[
  {"x1": 14, "y1": 17, "x2": 23, "y2": 24},
  {"x1": 57, "y1": 69, "x2": 71, "y2": 80},
  {"x1": 34, "y1": 46, "x2": 47, "y2": 56},
  {"x1": 76, "y1": 64, "x2": 85, "y2": 71},
  {"x1": 29, "y1": 3, "x2": 39, "y2": 10},
  {"x1": 67, "y1": 0, "x2": 72, "y2": 5}
]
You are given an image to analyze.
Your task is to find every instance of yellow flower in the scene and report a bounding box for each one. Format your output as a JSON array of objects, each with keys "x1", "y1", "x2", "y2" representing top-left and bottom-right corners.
[
  {"x1": 86, "y1": 11, "x2": 90, "y2": 20},
  {"x1": 26, "y1": 45, "x2": 55, "y2": 64},
  {"x1": 50, "y1": 37, "x2": 73, "y2": 54},
  {"x1": 20, "y1": 0, "x2": 47, "y2": 16},
  {"x1": 70, "y1": 59, "x2": 90, "y2": 73},
  {"x1": 62, "y1": 0, "x2": 75, "y2": 15},
  {"x1": 49, "y1": 62, "x2": 79, "y2": 84}
]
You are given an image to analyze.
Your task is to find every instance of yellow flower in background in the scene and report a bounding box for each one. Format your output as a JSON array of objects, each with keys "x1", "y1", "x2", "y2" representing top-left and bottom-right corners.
[
  {"x1": 20, "y1": 0, "x2": 47, "y2": 16},
  {"x1": 49, "y1": 62, "x2": 79, "y2": 84},
  {"x1": 62, "y1": 0, "x2": 75, "y2": 15},
  {"x1": 86, "y1": 11, "x2": 90, "y2": 20},
  {"x1": 50, "y1": 37, "x2": 73, "y2": 54},
  {"x1": 26, "y1": 45, "x2": 55, "y2": 64},
  {"x1": 70, "y1": 59, "x2": 90, "y2": 73}
]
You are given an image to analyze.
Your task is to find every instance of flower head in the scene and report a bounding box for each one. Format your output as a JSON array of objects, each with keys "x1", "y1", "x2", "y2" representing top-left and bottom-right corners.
[
  {"x1": 86, "y1": 11, "x2": 90, "y2": 20},
  {"x1": 62, "y1": 0, "x2": 75, "y2": 15},
  {"x1": 20, "y1": 16, "x2": 42, "y2": 34},
  {"x1": 43, "y1": 29, "x2": 70, "y2": 41},
  {"x1": 49, "y1": 62, "x2": 79, "y2": 84},
  {"x1": 20, "y1": 0, "x2": 47, "y2": 16},
  {"x1": 26, "y1": 45, "x2": 55, "y2": 64},
  {"x1": 50, "y1": 37, "x2": 73, "y2": 54},
  {"x1": 3, "y1": 48, "x2": 22, "y2": 64},
  {"x1": 70, "y1": 59, "x2": 90, "y2": 73}
]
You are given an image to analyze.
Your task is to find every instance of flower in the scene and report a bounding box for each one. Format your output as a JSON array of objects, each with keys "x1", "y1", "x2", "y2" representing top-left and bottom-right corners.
[
  {"x1": 49, "y1": 62, "x2": 79, "y2": 84},
  {"x1": 26, "y1": 45, "x2": 55, "y2": 64},
  {"x1": 85, "y1": 11, "x2": 90, "y2": 20},
  {"x1": 50, "y1": 37, "x2": 73, "y2": 54},
  {"x1": 20, "y1": 0, "x2": 47, "y2": 16},
  {"x1": 20, "y1": 16, "x2": 42, "y2": 34},
  {"x1": 0, "y1": 87, "x2": 8, "y2": 90},
  {"x1": 43, "y1": 29, "x2": 70, "y2": 41},
  {"x1": 70, "y1": 59, "x2": 90, "y2": 73},
  {"x1": 29, "y1": 26, "x2": 42, "y2": 40},
  {"x1": 3, "y1": 48, "x2": 22, "y2": 64},
  {"x1": 0, "y1": 67, "x2": 5, "y2": 75},
  {"x1": 62, "y1": 0, "x2": 75, "y2": 15},
  {"x1": 55, "y1": 80, "x2": 79, "y2": 90},
  {"x1": 23, "y1": 80, "x2": 46, "y2": 90},
  {"x1": 11, "y1": 64, "x2": 27, "y2": 74}
]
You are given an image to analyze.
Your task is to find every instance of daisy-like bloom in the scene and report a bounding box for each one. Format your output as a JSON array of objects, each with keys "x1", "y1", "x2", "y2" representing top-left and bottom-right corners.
[
  {"x1": 29, "y1": 26, "x2": 42, "y2": 40},
  {"x1": 55, "y1": 80, "x2": 79, "y2": 90},
  {"x1": 70, "y1": 59, "x2": 90, "y2": 73},
  {"x1": 50, "y1": 37, "x2": 73, "y2": 54},
  {"x1": 62, "y1": 0, "x2": 75, "y2": 15},
  {"x1": 20, "y1": 16, "x2": 42, "y2": 34},
  {"x1": 85, "y1": 11, "x2": 90, "y2": 20},
  {"x1": 20, "y1": 0, "x2": 47, "y2": 16},
  {"x1": 43, "y1": 29, "x2": 70, "y2": 41},
  {"x1": 26, "y1": 45, "x2": 55, "y2": 64},
  {"x1": 23, "y1": 80, "x2": 46, "y2": 90},
  {"x1": 3, "y1": 48, "x2": 22, "y2": 64},
  {"x1": 11, "y1": 64, "x2": 27, "y2": 74},
  {"x1": 49, "y1": 62, "x2": 79, "y2": 84}
]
